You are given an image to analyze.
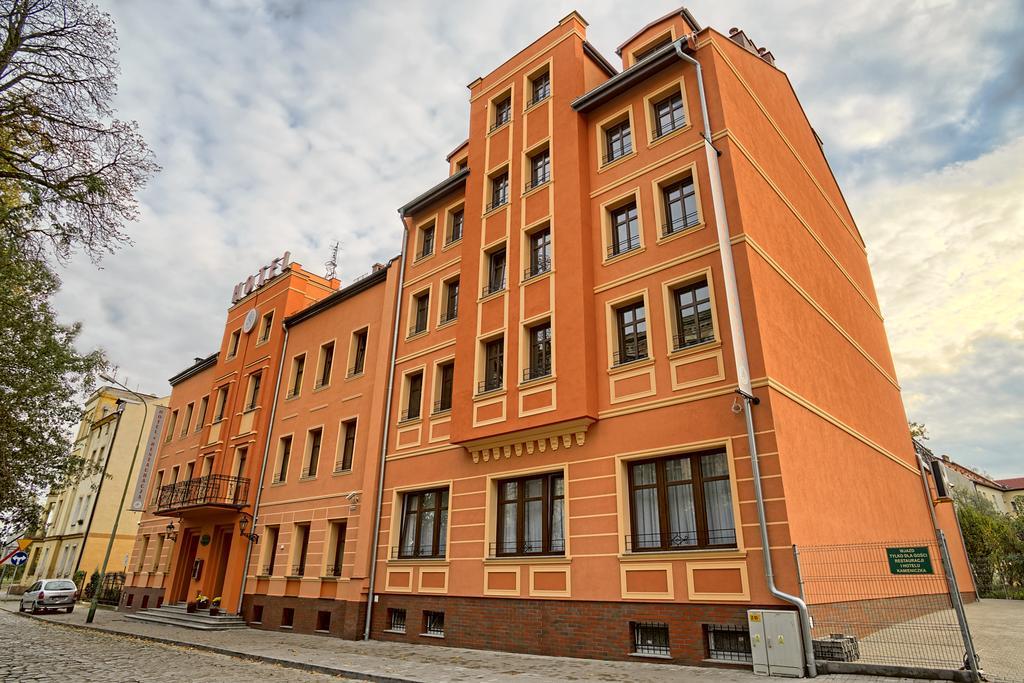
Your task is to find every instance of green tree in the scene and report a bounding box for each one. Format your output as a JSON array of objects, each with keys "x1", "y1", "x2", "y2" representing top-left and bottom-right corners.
[
  {"x1": 955, "y1": 489, "x2": 1024, "y2": 599},
  {"x1": 0, "y1": 0, "x2": 158, "y2": 261},
  {"x1": 0, "y1": 236, "x2": 104, "y2": 540}
]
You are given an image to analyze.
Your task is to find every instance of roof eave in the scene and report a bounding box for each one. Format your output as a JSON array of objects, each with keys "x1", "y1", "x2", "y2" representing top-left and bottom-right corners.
[
  {"x1": 572, "y1": 40, "x2": 687, "y2": 113},
  {"x1": 398, "y1": 167, "x2": 470, "y2": 217}
]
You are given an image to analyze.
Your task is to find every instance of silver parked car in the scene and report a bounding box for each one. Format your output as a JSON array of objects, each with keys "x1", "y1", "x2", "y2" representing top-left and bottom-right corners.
[{"x1": 19, "y1": 579, "x2": 79, "y2": 614}]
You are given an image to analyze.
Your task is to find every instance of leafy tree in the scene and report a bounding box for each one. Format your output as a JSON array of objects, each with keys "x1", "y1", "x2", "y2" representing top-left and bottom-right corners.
[
  {"x1": 0, "y1": 236, "x2": 104, "y2": 540},
  {"x1": 0, "y1": 0, "x2": 158, "y2": 261},
  {"x1": 954, "y1": 489, "x2": 1024, "y2": 599},
  {"x1": 909, "y1": 421, "x2": 929, "y2": 441}
]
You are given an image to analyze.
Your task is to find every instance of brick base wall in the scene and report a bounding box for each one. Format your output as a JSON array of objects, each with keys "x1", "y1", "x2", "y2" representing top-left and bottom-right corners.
[
  {"x1": 241, "y1": 594, "x2": 365, "y2": 640},
  {"x1": 370, "y1": 593, "x2": 765, "y2": 666},
  {"x1": 118, "y1": 586, "x2": 167, "y2": 612}
]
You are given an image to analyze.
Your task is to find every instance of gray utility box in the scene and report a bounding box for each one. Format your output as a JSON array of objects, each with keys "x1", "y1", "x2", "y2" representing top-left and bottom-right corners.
[{"x1": 748, "y1": 609, "x2": 805, "y2": 677}]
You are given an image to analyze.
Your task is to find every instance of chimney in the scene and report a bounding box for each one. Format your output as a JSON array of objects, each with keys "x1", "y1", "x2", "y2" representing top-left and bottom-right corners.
[
  {"x1": 372, "y1": 262, "x2": 386, "y2": 273},
  {"x1": 942, "y1": 455, "x2": 950, "y2": 462}
]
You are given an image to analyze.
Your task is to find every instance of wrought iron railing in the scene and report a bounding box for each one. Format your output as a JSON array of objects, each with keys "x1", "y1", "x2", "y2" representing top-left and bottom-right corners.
[
  {"x1": 484, "y1": 196, "x2": 508, "y2": 212},
  {"x1": 526, "y1": 90, "x2": 550, "y2": 109},
  {"x1": 523, "y1": 257, "x2": 551, "y2": 280},
  {"x1": 390, "y1": 546, "x2": 445, "y2": 560},
  {"x1": 662, "y1": 209, "x2": 700, "y2": 237},
  {"x1": 613, "y1": 339, "x2": 648, "y2": 366},
  {"x1": 408, "y1": 321, "x2": 427, "y2": 337},
  {"x1": 398, "y1": 407, "x2": 421, "y2": 423},
  {"x1": 489, "y1": 538, "x2": 565, "y2": 557},
  {"x1": 439, "y1": 307, "x2": 458, "y2": 324},
  {"x1": 522, "y1": 363, "x2": 552, "y2": 382},
  {"x1": 155, "y1": 474, "x2": 250, "y2": 514},
  {"x1": 347, "y1": 363, "x2": 364, "y2": 377},
  {"x1": 523, "y1": 174, "x2": 550, "y2": 193},
  {"x1": 291, "y1": 563, "x2": 305, "y2": 577},
  {"x1": 652, "y1": 117, "x2": 686, "y2": 141},
  {"x1": 477, "y1": 378, "x2": 503, "y2": 395},
  {"x1": 323, "y1": 564, "x2": 343, "y2": 578},
  {"x1": 481, "y1": 277, "x2": 506, "y2": 297},
  {"x1": 607, "y1": 235, "x2": 641, "y2": 258},
  {"x1": 601, "y1": 143, "x2": 632, "y2": 165},
  {"x1": 432, "y1": 400, "x2": 451, "y2": 414},
  {"x1": 489, "y1": 114, "x2": 510, "y2": 133},
  {"x1": 673, "y1": 332, "x2": 714, "y2": 351},
  {"x1": 624, "y1": 529, "x2": 737, "y2": 552},
  {"x1": 260, "y1": 564, "x2": 273, "y2": 576}
]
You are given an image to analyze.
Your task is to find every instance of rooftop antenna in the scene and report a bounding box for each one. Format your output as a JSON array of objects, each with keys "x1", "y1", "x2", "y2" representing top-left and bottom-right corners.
[{"x1": 325, "y1": 241, "x2": 340, "y2": 280}]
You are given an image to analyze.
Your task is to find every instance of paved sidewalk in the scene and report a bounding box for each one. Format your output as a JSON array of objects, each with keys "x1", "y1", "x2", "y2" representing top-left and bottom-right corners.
[{"x1": 0, "y1": 598, "x2": 925, "y2": 682}]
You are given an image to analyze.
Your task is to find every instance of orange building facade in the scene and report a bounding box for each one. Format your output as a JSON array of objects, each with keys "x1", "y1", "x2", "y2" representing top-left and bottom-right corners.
[{"x1": 121, "y1": 7, "x2": 972, "y2": 668}]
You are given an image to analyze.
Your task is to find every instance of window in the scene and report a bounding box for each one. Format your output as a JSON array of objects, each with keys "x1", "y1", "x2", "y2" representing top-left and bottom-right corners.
[
  {"x1": 615, "y1": 300, "x2": 648, "y2": 365},
  {"x1": 137, "y1": 535, "x2": 149, "y2": 571},
  {"x1": 662, "y1": 176, "x2": 698, "y2": 236},
  {"x1": 652, "y1": 91, "x2": 685, "y2": 139},
  {"x1": 289, "y1": 354, "x2": 305, "y2": 397},
  {"x1": 195, "y1": 396, "x2": 208, "y2": 431},
  {"x1": 492, "y1": 95, "x2": 511, "y2": 130},
  {"x1": 350, "y1": 329, "x2": 368, "y2": 376},
  {"x1": 448, "y1": 208, "x2": 464, "y2": 244},
  {"x1": 316, "y1": 611, "x2": 331, "y2": 632},
  {"x1": 627, "y1": 450, "x2": 736, "y2": 551},
  {"x1": 165, "y1": 410, "x2": 178, "y2": 442},
  {"x1": 609, "y1": 201, "x2": 641, "y2": 257},
  {"x1": 525, "y1": 322, "x2": 552, "y2": 381},
  {"x1": 317, "y1": 341, "x2": 335, "y2": 388},
  {"x1": 423, "y1": 611, "x2": 445, "y2": 637},
  {"x1": 496, "y1": 472, "x2": 564, "y2": 556},
  {"x1": 292, "y1": 523, "x2": 310, "y2": 576},
  {"x1": 410, "y1": 292, "x2": 429, "y2": 336},
  {"x1": 304, "y1": 428, "x2": 322, "y2": 478},
  {"x1": 151, "y1": 471, "x2": 164, "y2": 505},
  {"x1": 441, "y1": 279, "x2": 459, "y2": 324},
  {"x1": 151, "y1": 534, "x2": 164, "y2": 572},
  {"x1": 529, "y1": 70, "x2": 550, "y2": 106},
  {"x1": 672, "y1": 279, "x2": 714, "y2": 350},
  {"x1": 227, "y1": 329, "x2": 241, "y2": 358},
  {"x1": 387, "y1": 608, "x2": 407, "y2": 633},
  {"x1": 705, "y1": 624, "x2": 752, "y2": 663},
  {"x1": 633, "y1": 35, "x2": 672, "y2": 63},
  {"x1": 456, "y1": 158, "x2": 468, "y2": 171},
  {"x1": 326, "y1": 521, "x2": 346, "y2": 577},
  {"x1": 262, "y1": 526, "x2": 279, "y2": 575},
  {"x1": 402, "y1": 372, "x2": 423, "y2": 421},
  {"x1": 398, "y1": 488, "x2": 449, "y2": 558},
  {"x1": 487, "y1": 171, "x2": 509, "y2": 211},
  {"x1": 252, "y1": 604, "x2": 264, "y2": 623},
  {"x1": 481, "y1": 337, "x2": 504, "y2": 393},
  {"x1": 281, "y1": 607, "x2": 294, "y2": 627},
  {"x1": 483, "y1": 247, "x2": 506, "y2": 296},
  {"x1": 274, "y1": 435, "x2": 291, "y2": 483},
  {"x1": 337, "y1": 419, "x2": 356, "y2": 472},
  {"x1": 526, "y1": 227, "x2": 551, "y2": 279},
  {"x1": 417, "y1": 223, "x2": 435, "y2": 260},
  {"x1": 632, "y1": 622, "x2": 670, "y2": 657},
  {"x1": 213, "y1": 386, "x2": 228, "y2": 421},
  {"x1": 245, "y1": 372, "x2": 262, "y2": 411},
  {"x1": 526, "y1": 148, "x2": 550, "y2": 192},
  {"x1": 258, "y1": 311, "x2": 274, "y2": 343},
  {"x1": 181, "y1": 403, "x2": 194, "y2": 436},
  {"x1": 435, "y1": 362, "x2": 454, "y2": 413},
  {"x1": 604, "y1": 119, "x2": 632, "y2": 164}
]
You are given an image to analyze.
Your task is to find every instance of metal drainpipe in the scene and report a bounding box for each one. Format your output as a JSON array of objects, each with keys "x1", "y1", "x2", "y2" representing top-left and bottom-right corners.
[
  {"x1": 363, "y1": 219, "x2": 409, "y2": 640},
  {"x1": 236, "y1": 325, "x2": 289, "y2": 616},
  {"x1": 674, "y1": 38, "x2": 817, "y2": 677}
]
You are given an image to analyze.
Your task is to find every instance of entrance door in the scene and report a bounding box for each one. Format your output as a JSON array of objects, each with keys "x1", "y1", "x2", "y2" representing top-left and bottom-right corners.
[
  {"x1": 172, "y1": 530, "x2": 200, "y2": 603},
  {"x1": 211, "y1": 526, "x2": 233, "y2": 601}
]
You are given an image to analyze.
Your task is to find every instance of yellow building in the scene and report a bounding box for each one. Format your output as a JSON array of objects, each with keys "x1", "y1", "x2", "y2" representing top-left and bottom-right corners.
[{"x1": 25, "y1": 386, "x2": 167, "y2": 584}]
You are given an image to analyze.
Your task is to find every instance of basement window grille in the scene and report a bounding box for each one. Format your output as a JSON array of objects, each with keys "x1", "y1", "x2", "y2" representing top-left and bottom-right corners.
[
  {"x1": 705, "y1": 623, "x2": 752, "y2": 663},
  {"x1": 423, "y1": 610, "x2": 445, "y2": 637},
  {"x1": 631, "y1": 621, "x2": 670, "y2": 656},
  {"x1": 387, "y1": 608, "x2": 407, "y2": 633}
]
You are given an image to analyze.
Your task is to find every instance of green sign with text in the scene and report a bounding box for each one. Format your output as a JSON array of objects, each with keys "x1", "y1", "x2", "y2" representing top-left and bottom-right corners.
[{"x1": 886, "y1": 546, "x2": 934, "y2": 575}]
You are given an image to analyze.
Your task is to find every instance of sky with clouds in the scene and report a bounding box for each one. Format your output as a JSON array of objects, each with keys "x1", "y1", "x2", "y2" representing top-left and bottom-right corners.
[{"x1": 54, "y1": 0, "x2": 1023, "y2": 477}]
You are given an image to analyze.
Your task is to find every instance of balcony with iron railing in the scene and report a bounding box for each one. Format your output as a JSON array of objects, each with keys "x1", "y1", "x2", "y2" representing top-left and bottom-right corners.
[{"x1": 153, "y1": 474, "x2": 250, "y2": 516}]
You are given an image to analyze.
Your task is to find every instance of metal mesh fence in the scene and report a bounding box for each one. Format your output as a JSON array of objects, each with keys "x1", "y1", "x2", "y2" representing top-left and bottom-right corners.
[{"x1": 797, "y1": 540, "x2": 970, "y2": 672}]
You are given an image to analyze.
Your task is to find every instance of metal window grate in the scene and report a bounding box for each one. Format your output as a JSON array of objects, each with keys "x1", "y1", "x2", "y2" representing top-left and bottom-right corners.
[
  {"x1": 423, "y1": 610, "x2": 445, "y2": 636},
  {"x1": 632, "y1": 622, "x2": 670, "y2": 656},
  {"x1": 705, "y1": 624, "x2": 752, "y2": 663},
  {"x1": 388, "y1": 608, "x2": 406, "y2": 633},
  {"x1": 661, "y1": 209, "x2": 701, "y2": 236},
  {"x1": 489, "y1": 538, "x2": 564, "y2": 557}
]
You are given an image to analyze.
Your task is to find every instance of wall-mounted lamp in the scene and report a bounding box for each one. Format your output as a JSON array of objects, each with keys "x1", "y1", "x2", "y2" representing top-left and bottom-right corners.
[
  {"x1": 165, "y1": 520, "x2": 178, "y2": 542},
  {"x1": 238, "y1": 512, "x2": 259, "y2": 543}
]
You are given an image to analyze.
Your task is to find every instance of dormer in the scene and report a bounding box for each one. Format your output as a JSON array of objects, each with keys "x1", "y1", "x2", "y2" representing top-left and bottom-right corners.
[
  {"x1": 446, "y1": 139, "x2": 469, "y2": 175},
  {"x1": 615, "y1": 6, "x2": 701, "y2": 70}
]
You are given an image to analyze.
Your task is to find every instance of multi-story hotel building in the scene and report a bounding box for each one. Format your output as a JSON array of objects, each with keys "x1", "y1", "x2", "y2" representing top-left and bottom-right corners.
[
  {"x1": 120, "y1": 8, "x2": 973, "y2": 668},
  {"x1": 26, "y1": 386, "x2": 166, "y2": 584}
]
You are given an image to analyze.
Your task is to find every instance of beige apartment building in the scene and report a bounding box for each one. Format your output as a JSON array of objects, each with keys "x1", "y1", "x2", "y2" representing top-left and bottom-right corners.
[{"x1": 25, "y1": 386, "x2": 167, "y2": 583}]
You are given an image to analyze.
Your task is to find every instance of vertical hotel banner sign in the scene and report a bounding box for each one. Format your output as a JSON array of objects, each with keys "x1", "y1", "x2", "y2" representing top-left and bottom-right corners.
[{"x1": 130, "y1": 405, "x2": 168, "y2": 511}]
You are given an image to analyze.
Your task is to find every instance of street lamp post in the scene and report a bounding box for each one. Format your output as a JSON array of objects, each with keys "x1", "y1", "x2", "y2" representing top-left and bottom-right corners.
[{"x1": 86, "y1": 375, "x2": 149, "y2": 624}]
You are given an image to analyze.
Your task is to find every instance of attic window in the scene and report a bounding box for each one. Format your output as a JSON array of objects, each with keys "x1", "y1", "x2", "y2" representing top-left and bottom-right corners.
[{"x1": 632, "y1": 34, "x2": 673, "y2": 64}]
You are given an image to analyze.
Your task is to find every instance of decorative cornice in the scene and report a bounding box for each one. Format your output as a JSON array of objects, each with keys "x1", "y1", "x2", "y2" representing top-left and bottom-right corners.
[{"x1": 462, "y1": 418, "x2": 595, "y2": 464}]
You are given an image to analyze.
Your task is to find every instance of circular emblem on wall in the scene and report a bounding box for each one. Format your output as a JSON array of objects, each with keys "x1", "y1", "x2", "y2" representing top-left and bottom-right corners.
[
  {"x1": 199, "y1": 534, "x2": 211, "y2": 546},
  {"x1": 242, "y1": 308, "x2": 259, "y2": 334}
]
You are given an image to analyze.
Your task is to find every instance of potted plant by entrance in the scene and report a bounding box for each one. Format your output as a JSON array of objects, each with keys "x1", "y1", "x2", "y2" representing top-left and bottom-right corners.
[
  {"x1": 209, "y1": 596, "x2": 222, "y2": 616},
  {"x1": 194, "y1": 591, "x2": 210, "y2": 610},
  {"x1": 186, "y1": 601, "x2": 197, "y2": 614}
]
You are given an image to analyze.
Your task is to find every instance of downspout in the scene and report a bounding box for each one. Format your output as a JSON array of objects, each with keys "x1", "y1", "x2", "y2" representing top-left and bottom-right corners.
[
  {"x1": 73, "y1": 402, "x2": 126, "y2": 577},
  {"x1": 363, "y1": 218, "x2": 409, "y2": 639},
  {"x1": 236, "y1": 324, "x2": 289, "y2": 616},
  {"x1": 674, "y1": 39, "x2": 817, "y2": 677}
]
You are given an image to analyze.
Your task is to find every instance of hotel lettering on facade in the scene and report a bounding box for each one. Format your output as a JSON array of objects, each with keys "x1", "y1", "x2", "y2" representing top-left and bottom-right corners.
[{"x1": 121, "y1": 8, "x2": 973, "y2": 666}]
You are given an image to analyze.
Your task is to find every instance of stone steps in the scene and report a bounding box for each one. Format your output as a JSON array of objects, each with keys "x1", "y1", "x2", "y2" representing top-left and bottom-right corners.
[{"x1": 124, "y1": 603, "x2": 249, "y2": 631}]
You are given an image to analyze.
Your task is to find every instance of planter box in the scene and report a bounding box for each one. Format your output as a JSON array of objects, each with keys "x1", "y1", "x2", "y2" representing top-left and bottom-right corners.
[{"x1": 186, "y1": 602, "x2": 197, "y2": 614}]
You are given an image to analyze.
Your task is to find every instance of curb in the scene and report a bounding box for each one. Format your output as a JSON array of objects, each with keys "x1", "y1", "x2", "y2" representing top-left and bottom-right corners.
[{"x1": 11, "y1": 609, "x2": 419, "y2": 683}]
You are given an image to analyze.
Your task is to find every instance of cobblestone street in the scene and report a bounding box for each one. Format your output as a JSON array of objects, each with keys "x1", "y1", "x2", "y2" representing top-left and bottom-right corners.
[{"x1": 0, "y1": 609, "x2": 344, "y2": 682}]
